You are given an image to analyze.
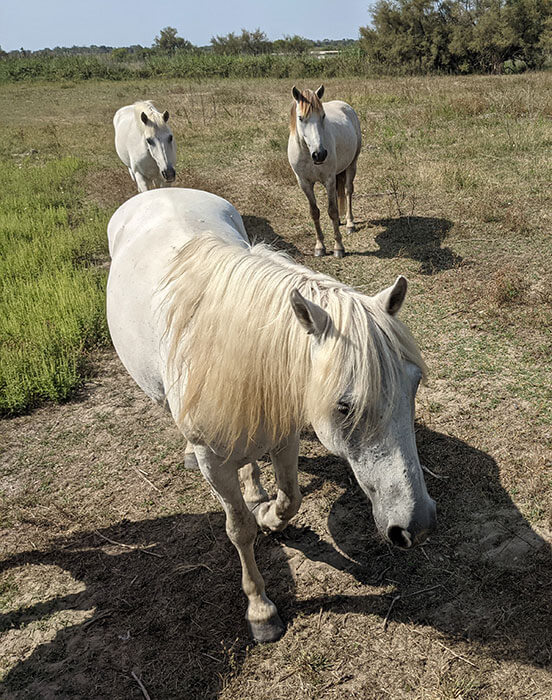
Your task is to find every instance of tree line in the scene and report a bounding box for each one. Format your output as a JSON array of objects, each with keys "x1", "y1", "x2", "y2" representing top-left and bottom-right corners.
[
  {"x1": 0, "y1": 28, "x2": 353, "y2": 61},
  {"x1": 2, "y1": 1, "x2": 552, "y2": 74},
  {"x1": 360, "y1": 0, "x2": 552, "y2": 73}
]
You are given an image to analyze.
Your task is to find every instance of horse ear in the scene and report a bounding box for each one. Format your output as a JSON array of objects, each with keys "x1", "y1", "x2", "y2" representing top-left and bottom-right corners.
[
  {"x1": 315, "y1": 85, "x2": 325, "y2": 100},
  {"x1": 141, "y1": 112, "x2": 148, "y2": 125},
  {"x1": 292, "y1": 86, "x2": 301, "y2": 101},
  {"x1": 374, "y1": 276, "x2": 408, "y2": 316},
  {"x1": 163, "y1": 110, "x2": 169, "y2": 122},
  {"x1": 290, "y1": 289, "x2": 329, "y2": 338}
]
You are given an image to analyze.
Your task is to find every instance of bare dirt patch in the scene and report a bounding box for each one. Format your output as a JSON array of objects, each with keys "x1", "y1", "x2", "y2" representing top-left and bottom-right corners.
[{"x1": 1, "y1": 351, "x2": 551, "y2": 699}]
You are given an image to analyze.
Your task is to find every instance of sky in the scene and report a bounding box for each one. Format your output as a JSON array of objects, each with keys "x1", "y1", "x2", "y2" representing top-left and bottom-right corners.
[{"x1": 1, "y1": 0, "x2": 372, "y2": 52}]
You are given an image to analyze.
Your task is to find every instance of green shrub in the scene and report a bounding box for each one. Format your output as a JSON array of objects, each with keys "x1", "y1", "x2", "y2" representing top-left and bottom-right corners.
[{"x1": 0, "y1": 158, "x2": 109, "y2": 415}]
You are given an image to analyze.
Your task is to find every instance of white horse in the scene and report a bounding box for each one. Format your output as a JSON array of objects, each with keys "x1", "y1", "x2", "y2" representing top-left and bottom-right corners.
[
  {"x1": 288, "y1": 85, "x2": 361, "y2": 258},
  {"x1": 113, "y1": 101, "x2": 176, "y2": 192},
  {"x1": 106, "y1": 188, "x2": 436, "y2": 643}
]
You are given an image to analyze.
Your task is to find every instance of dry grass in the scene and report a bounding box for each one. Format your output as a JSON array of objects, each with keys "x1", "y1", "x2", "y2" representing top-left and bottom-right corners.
[{"x1": 1, "y1": 74, "x2": 551, "y2": 699}]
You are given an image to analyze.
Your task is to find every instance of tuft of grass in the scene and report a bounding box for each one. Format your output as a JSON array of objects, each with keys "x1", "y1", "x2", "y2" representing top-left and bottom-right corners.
[
  {"x1": 489, "y1": 265, "x2": 529, "y2": 306},
  {"x1": 0, "y1": 157, "x2": 109, "y2": 415}
]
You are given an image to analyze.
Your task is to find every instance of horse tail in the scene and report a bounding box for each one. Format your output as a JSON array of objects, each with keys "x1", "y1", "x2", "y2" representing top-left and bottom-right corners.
[{"x1": 336, "y1": 171, "x2": 346, "y2": 217}]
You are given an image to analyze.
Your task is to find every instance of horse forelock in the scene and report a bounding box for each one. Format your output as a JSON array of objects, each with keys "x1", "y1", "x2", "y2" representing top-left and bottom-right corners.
[
  {"x1": 162, "y1": 236, "x2": 426, "y2": 450},
  {"x1": 133, "y1": 101, "x2": 168, "y2": 130},
  {"x1": 289, "y1": 89, "x2": 324, "y2": 134}
]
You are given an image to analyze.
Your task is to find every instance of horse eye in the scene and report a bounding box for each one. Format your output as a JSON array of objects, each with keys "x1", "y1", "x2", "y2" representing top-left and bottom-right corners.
[
  {"x1": 146, "y1": 138, "x2": 154, "y2": 146},
  {"x1": 298, "y1": 116, "x2": 304, "y2": 122},
  {"x1": 337, "y1": 401, "x2": 351, "y2": 416},
  {"x1": 168, "y1": 134, "x2": 173, "y2": 143},
  {"x1": 322, "y1": 113, "x2": 326, "y2": 120}
]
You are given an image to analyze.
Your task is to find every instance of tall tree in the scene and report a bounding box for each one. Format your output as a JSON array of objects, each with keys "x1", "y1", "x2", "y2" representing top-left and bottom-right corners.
[
  {"x1": 211, "y1": 28, "x2": 272, "y2": 55},
  {"x1": 153, "y1": 27, "x2": 193, "y2": 54}
]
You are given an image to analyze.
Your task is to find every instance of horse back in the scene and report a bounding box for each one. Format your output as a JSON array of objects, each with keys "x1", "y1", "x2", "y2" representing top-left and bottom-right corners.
[{"x1": 106, "y1": 189, "x2": 249, "y2": 406}]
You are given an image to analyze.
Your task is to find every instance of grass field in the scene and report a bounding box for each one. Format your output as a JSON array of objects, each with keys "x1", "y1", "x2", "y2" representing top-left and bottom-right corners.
[
  {"x1": 0, "y1": 158, "x2": 109, "y2": 414},
  {"x1": 1, "y1": 74, "x2": 551, "y2": 699}
]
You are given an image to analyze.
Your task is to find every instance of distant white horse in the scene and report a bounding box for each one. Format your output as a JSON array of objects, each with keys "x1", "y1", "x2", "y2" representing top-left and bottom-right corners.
[
  {"x1": 288, "y1": 85, "x2": 361, "y2": 258},
  {"x1": 107, "y1": 188, "x2": 435, "y2": 643},
  {"x1": 113, "y1": 101, "x2": 176, "y2": 192}
]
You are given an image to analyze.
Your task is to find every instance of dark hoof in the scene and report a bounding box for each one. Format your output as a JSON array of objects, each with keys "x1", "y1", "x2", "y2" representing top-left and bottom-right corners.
[
  {"x1": 314, "y1": 248, "x2": 326, "y2": 257},
  {"x1": 333, "y1": 249, "x2": 345, "y2": 259},
  {"x1": 184, "y1": 453, "x2": 200, "y2": 470},
  {"x1": 248, "y1": 613, "x2": 285, "y2": 644}
]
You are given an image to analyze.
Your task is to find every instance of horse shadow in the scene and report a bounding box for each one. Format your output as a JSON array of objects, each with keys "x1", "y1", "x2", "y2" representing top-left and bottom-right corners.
[
  {"x1": 242, "y1": 215, "x2": 302, "y2": 258},
  {"x1": 356, "y1": 216, "x2": 460, "y2": 274},
  {"x1": 283, "y1": 425, "x2": 552, "y2": 669},
  {"x1": 2, "y1": 427, "x2": 550, "y2": 696},
  {"x1": 0, "y1": 510, "x2": 294, "y2": 699}
]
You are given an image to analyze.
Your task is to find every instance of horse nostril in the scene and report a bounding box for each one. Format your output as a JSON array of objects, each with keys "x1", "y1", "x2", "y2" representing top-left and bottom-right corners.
[
  {"x1": 387, "y1": 526, "x2": 412, "y2": 549},
  {"x1": 312, "y1": 150, "x2": 327, "y2": 164}
]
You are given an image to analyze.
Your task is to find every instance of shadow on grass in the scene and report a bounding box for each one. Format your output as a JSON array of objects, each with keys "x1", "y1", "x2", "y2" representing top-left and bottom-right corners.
[
  {"x1": 354, "y1": 216, "x2": 460, "y2": 274},
  {"x1": 2, "y1": 427, "x2": 550, "y2": 697},
  {"x1": 287, "y1": 425, "x2": 551, "y2": 667},
  {"x1": 0, "y1": 511, "x2": 286, "y2": 699},
  {"x1": 242, "y1": 214, "x2": 302, "y2": 258}
]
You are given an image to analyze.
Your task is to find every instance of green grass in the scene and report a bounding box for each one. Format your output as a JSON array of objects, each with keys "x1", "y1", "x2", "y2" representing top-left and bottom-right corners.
[
  {"x1": 0, "y1": 51, "x2": 372, "y2": 84},
  {"x1": 0, "y1": 157, "x2": 109, "y2": 415}
]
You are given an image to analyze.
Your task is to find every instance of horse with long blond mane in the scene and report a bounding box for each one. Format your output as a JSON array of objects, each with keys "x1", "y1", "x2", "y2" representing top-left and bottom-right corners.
[
  {"x1": 113, "y1": 100, "x2": 176, "y2": 192},
  {"x1": 106, "y1": 188, "x2": 436, "y2": 643},
  {"x1": 288, "y1": 85, "x2": 361, "y2": 257}
]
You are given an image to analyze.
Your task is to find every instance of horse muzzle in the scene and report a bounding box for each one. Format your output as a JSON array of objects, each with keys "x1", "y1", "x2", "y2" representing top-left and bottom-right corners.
[
  {"x1": 382, "y1": 498, "x2": 437, "y2": 549},
  {"x1": 311, "y1": 149, "x2": 327, "y2": 165},
  {"x1": 162, "y1": 168, "x2": 176, "y2": 182}
]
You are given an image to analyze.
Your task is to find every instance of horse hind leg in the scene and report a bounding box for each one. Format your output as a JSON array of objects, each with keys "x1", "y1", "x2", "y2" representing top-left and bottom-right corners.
[
  {"x1": 336, "y1": 170, "x2": 347, "y2": 225},
  {"x1": 345, "y1": 158, "x2": 358, "y2": 233},
  {"x1": 184, "y1": 441, "x2": 199, "y2": 469},
  {"x1": 325, "y1": 177, "x2": 345, "y2": 258}
]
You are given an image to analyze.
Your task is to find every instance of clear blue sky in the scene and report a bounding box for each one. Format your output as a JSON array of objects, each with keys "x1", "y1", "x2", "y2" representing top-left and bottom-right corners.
[{"x1": 1, "y1": 0, "x2": 372, "y2": 52}]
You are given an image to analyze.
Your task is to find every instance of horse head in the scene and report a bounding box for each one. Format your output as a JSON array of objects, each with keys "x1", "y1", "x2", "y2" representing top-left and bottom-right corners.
[
  {"x1": 291, "y1": 85, "x2": 328, "y2": 164},
  {"x1": 140, "y1": 108, "x2": 176, "y2": 182},
  {"x1": 291, "y1": 276, "x2": 437, "y2": 548}
]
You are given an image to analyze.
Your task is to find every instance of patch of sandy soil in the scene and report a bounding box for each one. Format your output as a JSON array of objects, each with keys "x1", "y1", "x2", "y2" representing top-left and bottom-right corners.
[{"x1": 1, "y1": 351, "x2": 552, "y2": 699}]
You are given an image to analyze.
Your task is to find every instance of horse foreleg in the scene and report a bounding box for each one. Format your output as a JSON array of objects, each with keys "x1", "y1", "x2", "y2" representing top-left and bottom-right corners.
[
  {"x1": 253, "y1": 434, "x2": 302, "y2": 533},
  {"x1": 194, "y1": 446, "x2": 285, "y2": 643},
  {"x1": 134, "y1": 171, "x2": 150, "y2": 193},
  {"x1": 240, "y1": 461, "x2": 269, "y2": 508},
  {"x1": 325, "y1": 179, "x2": 345, "y2": 258},
  {"x1": 300, "y1": 181, "x2": 326, "y2": 256},
  {"x1": 345, "y1": 159, "x2": 358, "y2": 233}
]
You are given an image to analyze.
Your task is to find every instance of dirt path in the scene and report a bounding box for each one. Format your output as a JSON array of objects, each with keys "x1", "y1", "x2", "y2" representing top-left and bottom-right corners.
[{"x1": 1, "y1": 350, "x2": 551, "y2": 699}]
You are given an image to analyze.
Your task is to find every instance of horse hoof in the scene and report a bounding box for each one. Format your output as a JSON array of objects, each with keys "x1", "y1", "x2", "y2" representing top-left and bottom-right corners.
[
  {"x1": 314, "y1": 248, "x2": 326, "y2": 257},
  {"x1": 333, "y1": 249, "x2": 345, "y2": 259},
  {"x1": 346, "y1": 225, "x2": 355, "y2": 234},
  {"x1": 184, "y1": 453, "x2": 200, "y2": 470},
  {"x1": 248, "y1": 613, "x2": 285, "y2": 644}
]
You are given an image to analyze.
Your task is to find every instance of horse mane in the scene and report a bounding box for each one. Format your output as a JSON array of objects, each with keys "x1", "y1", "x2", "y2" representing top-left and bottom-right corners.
[
  {"x1": 133, "y1": 101, "x2": 166, "y2": 129},
  {"x1": 163, "y1": 235, "x2": 426, "y2": 451},
  {"x1": 290, "y1": 89, "x2": 324, "y2": 135}
]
